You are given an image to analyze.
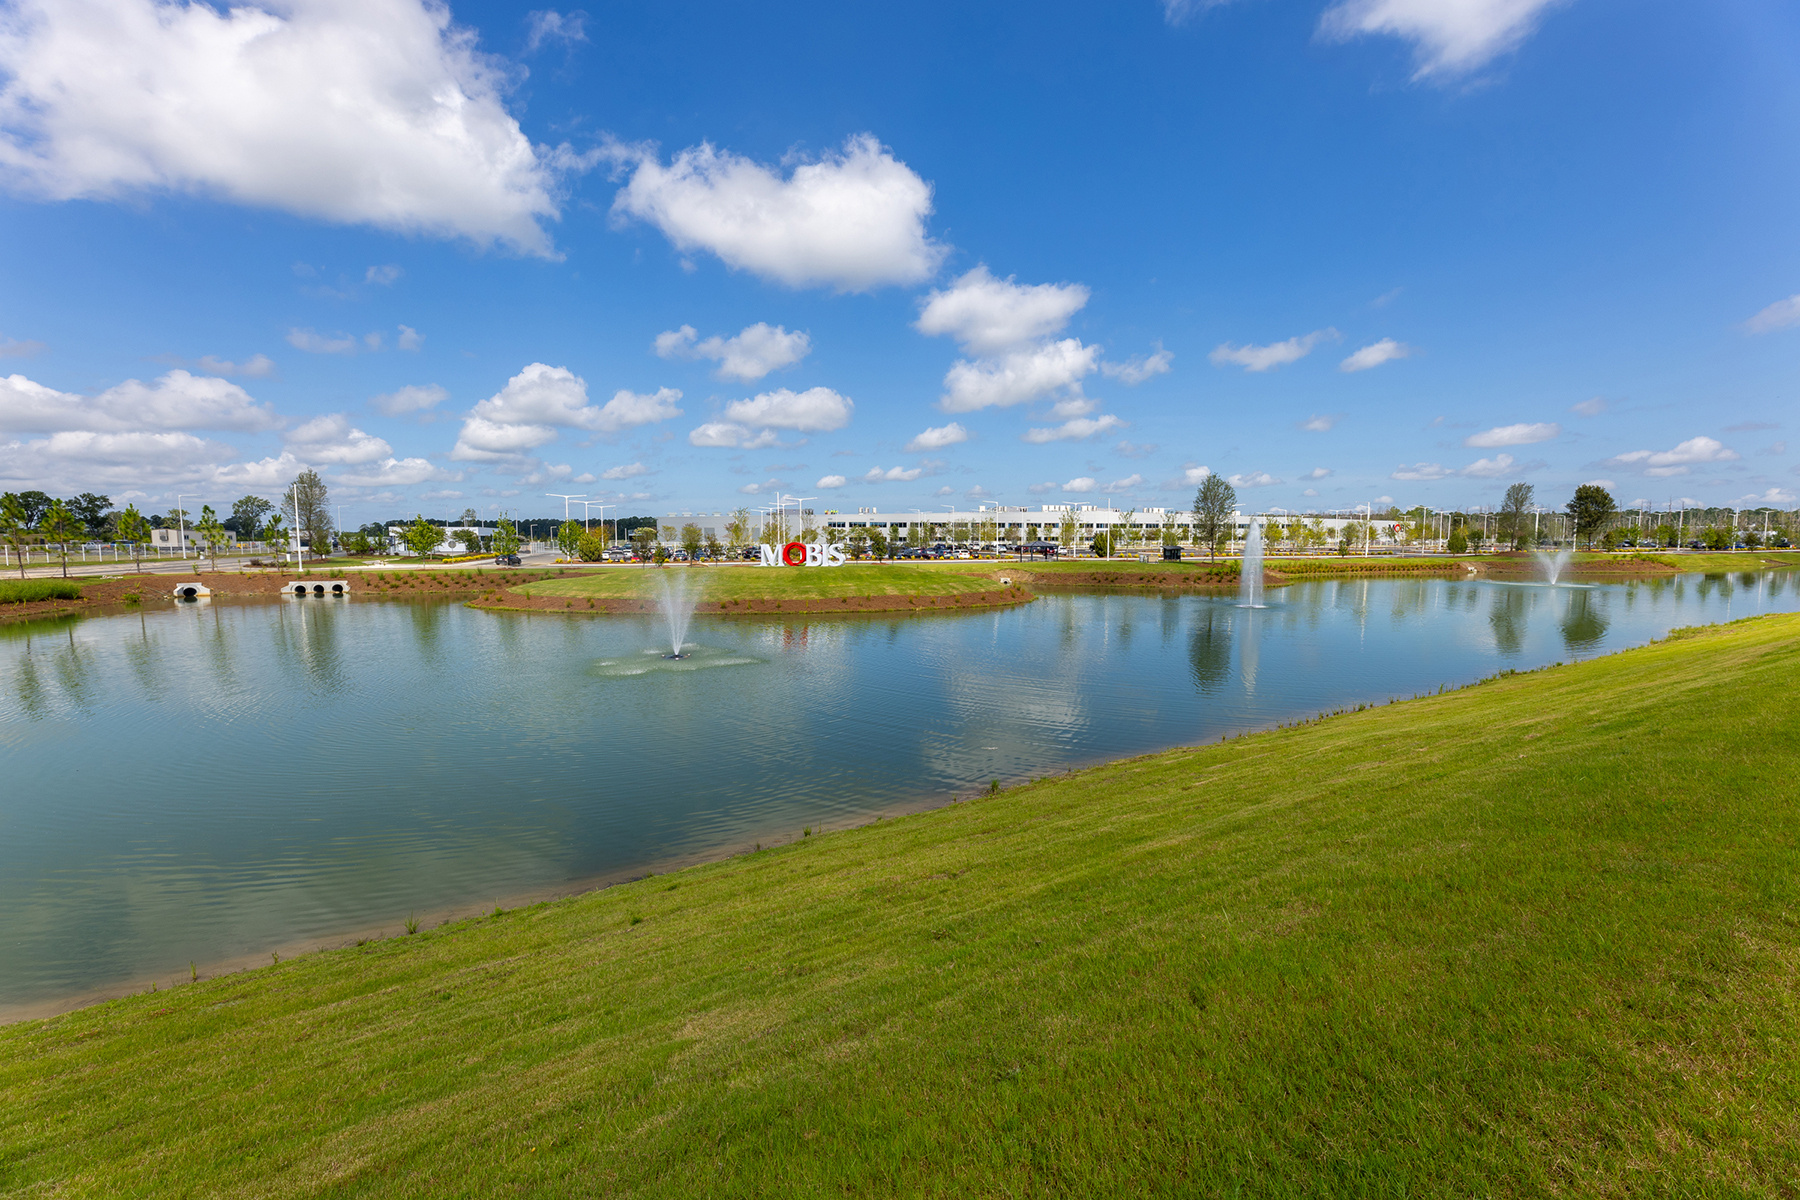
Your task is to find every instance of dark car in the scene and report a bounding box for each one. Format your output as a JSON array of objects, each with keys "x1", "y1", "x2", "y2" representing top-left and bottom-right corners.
[{"x1": 493, "y1": 554, "x2": 522, "y2": 566}]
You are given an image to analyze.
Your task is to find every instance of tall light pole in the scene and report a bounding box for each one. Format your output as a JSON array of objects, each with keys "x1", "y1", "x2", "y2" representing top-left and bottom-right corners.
[
  {"x1": 176, "y1": 493, "x2": 192, "y2": 560},
  {"x1": 546, "y1": 494, "x2": 584, "y2": 525}
]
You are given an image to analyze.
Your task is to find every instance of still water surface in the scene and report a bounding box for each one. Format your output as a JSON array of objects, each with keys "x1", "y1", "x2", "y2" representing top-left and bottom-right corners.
[{"x1": 1, "y1": 570, "x2": 1793, "y2": 1013}]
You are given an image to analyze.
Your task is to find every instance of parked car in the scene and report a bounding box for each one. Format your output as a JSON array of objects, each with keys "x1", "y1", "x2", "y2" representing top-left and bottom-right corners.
[{"x1": 493, "y1": 553, "x2": 521, "y2": 566}]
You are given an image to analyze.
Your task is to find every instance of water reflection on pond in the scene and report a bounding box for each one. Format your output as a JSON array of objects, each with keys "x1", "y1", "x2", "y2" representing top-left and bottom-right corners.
[{"x1": 0, "y1": 571, "x2": 1795, "y2": 1014}]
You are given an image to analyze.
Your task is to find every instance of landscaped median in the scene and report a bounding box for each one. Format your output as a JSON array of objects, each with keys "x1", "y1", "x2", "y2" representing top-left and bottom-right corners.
[
  {"x1": 480, "y1": 562, "x2": 1033, "y2": 615},
  {"x1": 5, "y1": 613, "x2": 1799, "y2": 1194}
]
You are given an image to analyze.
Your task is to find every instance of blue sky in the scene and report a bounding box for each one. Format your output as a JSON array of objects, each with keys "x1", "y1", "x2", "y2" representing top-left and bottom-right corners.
[{"x1": 1, "y1": 0, "x2": 1797, "y2": 523}]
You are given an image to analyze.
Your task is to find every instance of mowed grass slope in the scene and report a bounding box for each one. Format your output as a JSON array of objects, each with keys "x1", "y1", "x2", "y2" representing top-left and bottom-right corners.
[
  {"x1": 5, "y1": 617, "x2": 1800, "y2": 1196},
  {"x1": 519, "y1": 562, "x2": 1008, "y2": 601}
]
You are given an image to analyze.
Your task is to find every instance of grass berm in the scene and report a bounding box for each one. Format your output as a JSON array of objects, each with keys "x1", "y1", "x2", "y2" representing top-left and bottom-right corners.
[{"x1": 2, "y1": 614, "x2": 1799, "y2": 1194}]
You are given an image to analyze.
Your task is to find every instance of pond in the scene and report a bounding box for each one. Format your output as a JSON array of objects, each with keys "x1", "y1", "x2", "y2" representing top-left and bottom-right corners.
[{"x1": 2, "y1": 570, "x2": 1794, "y2": 1016}]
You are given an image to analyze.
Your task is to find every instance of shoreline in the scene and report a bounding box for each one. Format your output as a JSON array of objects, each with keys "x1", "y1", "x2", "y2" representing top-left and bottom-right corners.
[{"x1": 4, "y1": 551, "x2": 1794, "y2": 627}]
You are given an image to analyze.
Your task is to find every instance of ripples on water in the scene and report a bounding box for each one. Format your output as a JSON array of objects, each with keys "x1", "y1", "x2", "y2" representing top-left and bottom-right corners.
[{"x1": 0, "y1": 571, "x2": 1792, "y2": 1011}]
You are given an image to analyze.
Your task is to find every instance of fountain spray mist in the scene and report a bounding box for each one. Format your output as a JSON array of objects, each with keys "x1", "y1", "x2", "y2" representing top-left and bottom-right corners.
[
  {"x1": 658, "y1": 570, "x2": 702, "y2": 657},
  {"x1": 1238, "y1": 517, "x2": 1265, "y2": 608}
]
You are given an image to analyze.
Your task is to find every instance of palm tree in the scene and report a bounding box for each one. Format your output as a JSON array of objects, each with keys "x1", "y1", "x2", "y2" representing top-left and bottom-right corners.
[{"x1": 38, "y1": 500, "x2": 83, "y2": 579}]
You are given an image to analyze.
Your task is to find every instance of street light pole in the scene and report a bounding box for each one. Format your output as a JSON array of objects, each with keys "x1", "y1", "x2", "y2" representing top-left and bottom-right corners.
[{"x1": 176, "y1": 493, "x2": 191, "y2": 560}]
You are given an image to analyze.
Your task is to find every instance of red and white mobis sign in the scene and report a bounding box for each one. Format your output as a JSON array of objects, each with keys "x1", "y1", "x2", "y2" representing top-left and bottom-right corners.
[{"x1": 759, "y1": 541, "x2": 848, "y2": 567}]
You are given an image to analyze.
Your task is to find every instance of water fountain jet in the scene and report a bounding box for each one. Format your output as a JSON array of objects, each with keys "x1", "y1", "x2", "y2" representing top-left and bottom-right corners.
[
  {"x1": 657, "y1": 570, "x2": 701, "y2": 657},
  {"x1": 1534, "y1": 549, "x2": 1574, "y2": 586},
  {"x1": 1237, "y1": 516, "x2": 1267, "y2": 608}
]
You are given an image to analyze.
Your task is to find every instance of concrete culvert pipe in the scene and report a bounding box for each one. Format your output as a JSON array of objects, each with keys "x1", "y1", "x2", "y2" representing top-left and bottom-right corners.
[
  {"x1": 292, "y1": 584, "x2": 308, "y2": 596},
  {"x1": 313, "y1": 584, "x2": 325, "y2": 596},
  {"x1": 171, "y1": 582, "x2": 210, "y2": 600}
]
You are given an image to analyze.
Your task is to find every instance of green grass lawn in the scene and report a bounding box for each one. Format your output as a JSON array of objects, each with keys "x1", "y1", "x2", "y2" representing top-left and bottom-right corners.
[
  {"x1": 5, "y1": 615, "x2": 1799, "y2": 1195},
  {"x1": 518, "y1": 562, "x2": 1010, "y2": 601}
]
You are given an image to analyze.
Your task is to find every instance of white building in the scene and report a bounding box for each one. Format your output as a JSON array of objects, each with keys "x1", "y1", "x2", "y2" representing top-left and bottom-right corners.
[{"x1": 816, "y1": 505, "x2": 1401, "y2": 548}]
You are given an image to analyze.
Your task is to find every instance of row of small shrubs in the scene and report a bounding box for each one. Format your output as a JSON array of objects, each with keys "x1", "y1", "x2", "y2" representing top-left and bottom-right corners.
[{"x1": 0, "y1": 579, "x2": 83, "y2": 604}]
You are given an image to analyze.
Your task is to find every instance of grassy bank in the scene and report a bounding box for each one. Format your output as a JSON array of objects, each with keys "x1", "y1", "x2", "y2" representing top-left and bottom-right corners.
[
  {"x1": 5, "y1": 616, "x2": 1800, "y2": 1195},
  {"x1": 0, "y1": 579, "x2": 82, "y2": 603}
]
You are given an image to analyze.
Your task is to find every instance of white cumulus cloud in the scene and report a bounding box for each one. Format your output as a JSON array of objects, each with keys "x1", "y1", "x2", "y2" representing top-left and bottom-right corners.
[
  {"x1": 0, "y1": 0, "x2": 560, "y2": 254},
  {"x1": 601, "y1": 461, "x2": 650, "y2": 480},
  {"x1": 371, "y1": 383, "x2": 448, "y2": 417},
  {"x1": 1210, "y1": 328, "x2": 1338, "y2": 372},
  {"x1": 940, "y1": 339, "x2": 1099, "y2": 413},
  {"x1": 915, "y1": 265, "x2": 1088, "y2": 355},
  {"x1": 1391, "y1": 462, "x2": 1450, "y2": 481},
  {"x1": 1339, "y1": 338, "x2": 1412, "y2": 372},
  {"x1": 1021, "y1": 414, "x2": 1124, "y2": 444},
  {"x1": 655, "y1": 322, "x2": 811, "y2": 382},
  {"x1": 1300, "y1": 414, "x2": 1338, "y2": 432},
  {"x1": 451, "y1": 416, "x2": 557, "y2": 461},
  {"x1": 1303, "y1": 467, "x2": 1333, "y2": 480},
  {"x1": 723, "y1": 387, "x2": 852, "y2": 432},
  {"x1": 1106, "y1": 473, "x2": 1143, "y2": 491},
  {"x1": 284, "y1": 413, "x2": 391, "y2": 464},
  {"x1": 332, "y1": 456, "x2": 455, "y2": 487},
  {"x1": 1459, "y1": 453, "x2": 1517, "y2": 478},
  {"x1": 610, "y1": 133, "x2": 944, "y2": 291},
  {"x1": 1319, "y1": 0, "x2": 1569, "y2": 80},
  {"x1": 0, "y1": 369, "x2": 277, "y2": 433},
  {"x1": 595, "y1": 387, "x2": 683, "y2": 433},
  {"x1": 905, "y1": 422, "x2": 968, "y2": 452},
  {"x1": 863, "y1": 465, "x2": 922, "y2": 483},
  {"x1": 1465, "y1": 422, "x2": 1560, "y2": 448},
  {"x1": 1062, "y1": 477, "x2": 1096, "y2": 493},
  {"x1": 816, "y1": 474, "x2": 846, "y2": 489},
  {"x1": 1100, "y1": 345, "x2": 1173, "y2": 385},
  {"x1": 1228, "y1": 470, "x2": 1281, "y2": 488},
  {"x1": 688, "y1": 422, "x2": 778, "y2": 450},
  {"x1": 1605, "y1": 436, "x2": 1740, "y2": 477}
]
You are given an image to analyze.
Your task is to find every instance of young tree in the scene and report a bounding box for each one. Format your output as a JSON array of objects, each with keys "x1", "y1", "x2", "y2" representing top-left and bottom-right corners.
[
  {"x1": 1192, "y1": 475, "x2": 1237, "y2": 560},
  {"x1": 69, "y1": 493, "x2": 113, "y2": 538},
  {"x1": 1058, "y1": 511, "x2": 1078, "y2": 552},
  {"x1": 38, "y1": 500, "x2": 82, "y2": 578},
  {"x1": 1567, "y1": 484, "x2": 1618, "y2": 548},
  {"x1": 195, "y1": 504, "x2": 227, "y2": 571},
  {"x1": 726, "y1": 507, "x2": 752, "y2": 549},
  {"x1": 681, "y1": 522, "x2": 703, "y2": 561},
  {"x1": 631, "y1": 525, "x2": 658, "y2": 560},
  {"x1": 230, "y1": 495, "x2": 273, "y2": 540},
  {"x1": 908, "y1": 519, "x2": 928, "y2": 549},
  {"x1": 0, "y1": 492, "x2": 33, "y2": 578},
  {"x1": 556, "y1": 519, "x2": 583, "y2": 558},
  {"x1": 459, "y1": 507, "x2": 479, "y2": 526},
  {"x1": 402, "y1": 514, "x2": 442, "y2": 559},
  {"x1": 282, "y1": 470, "x2": 331, "y2": 561},
  {"x1": 452, "y1": 529, "x2": 480, "y2": 554},
  {"x1": 491, "y1": 518, "x2": 521, "y2": 557},
  {"x1": 577, "y1": 529, "x2": 606, "y2": 561},
  {"x1": 263, "y1": 514, "x2": 288, "y2": 565},
  {"x1": 116, "y1": 504, "x2": 151, "y2": 573},
  {"x1": 1499, "y1": 482, "x2": 1535, "y2": 550},
  {"x1": 704, "y1": 530, "x2": 725, "y2": 560},
  {"x1": 847, "y1": 526, "x2": 870, "y2": 559},
  {"x1": 867, "y1": 527, "x2": 889, "y2": 558}
]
